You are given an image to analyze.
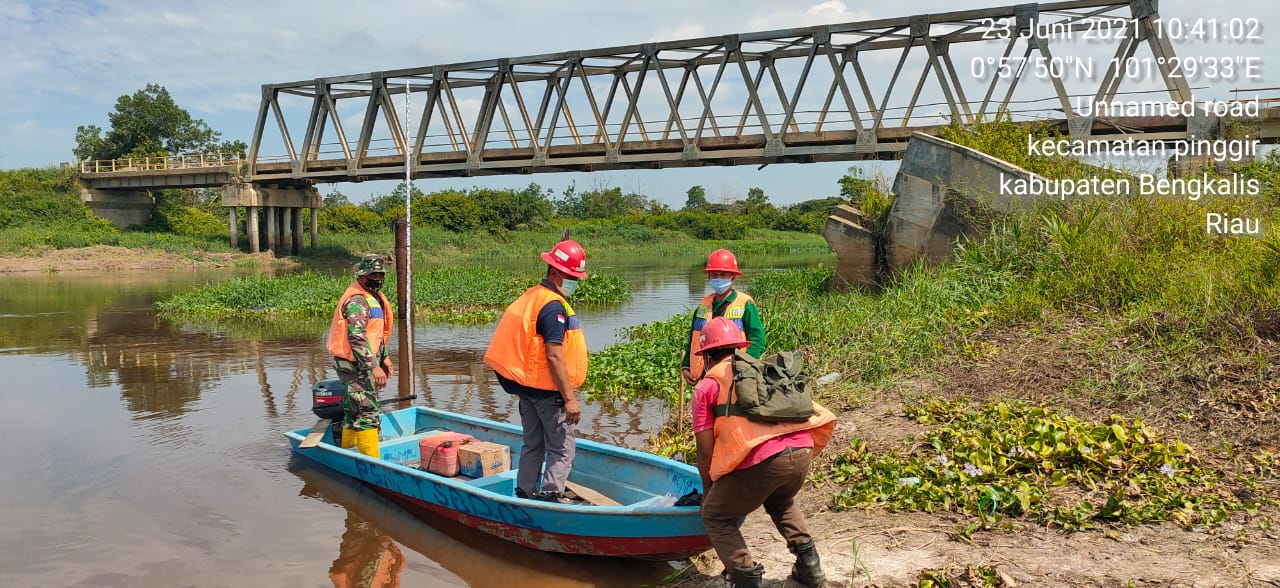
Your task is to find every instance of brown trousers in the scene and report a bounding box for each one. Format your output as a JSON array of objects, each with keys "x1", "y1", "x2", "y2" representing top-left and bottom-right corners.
[{"x1": 700, "y1": 447, "x2": 813, "y2": 570}]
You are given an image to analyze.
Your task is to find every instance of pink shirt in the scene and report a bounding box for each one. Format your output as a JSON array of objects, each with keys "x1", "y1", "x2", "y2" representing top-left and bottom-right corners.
[{"x1": 692, "y1": 377, "x2": 813, "y2": 471}]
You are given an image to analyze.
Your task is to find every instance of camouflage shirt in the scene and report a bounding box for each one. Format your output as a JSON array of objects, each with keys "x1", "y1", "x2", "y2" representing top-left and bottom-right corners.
[{"x1": 342, "y1": 292, "x2": 389, "y2": 372}]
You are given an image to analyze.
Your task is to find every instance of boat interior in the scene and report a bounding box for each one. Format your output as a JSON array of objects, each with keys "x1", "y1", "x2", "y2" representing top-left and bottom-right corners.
[{"x1": 315, "y1": 407, "x2": 694, "y2": 509}]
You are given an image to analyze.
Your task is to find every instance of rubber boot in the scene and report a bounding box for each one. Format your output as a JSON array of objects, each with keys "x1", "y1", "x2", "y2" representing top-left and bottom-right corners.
[
  {"x1": 353, "y1": 428, "x2": 381, "y2": 459},
  {"x1": 730, "y1": 563, "x2": 764, "y2": 588},
  {"x1": 788, "y1": 539, "x2": 827, "y2": 587},
  {"x1": 340, "y1": 427, "x2": 356, "y2": 449}
]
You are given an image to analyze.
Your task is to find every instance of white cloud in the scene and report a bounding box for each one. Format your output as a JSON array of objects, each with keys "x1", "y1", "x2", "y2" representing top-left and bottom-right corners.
[
  {"x1": 648, "y1": 23, "x2": 707, "y2": 43},
  {"x1": 745, "y1": 0, "x2": 872, "y2": 32},
  {"x1": 0, "y1": 2, "x2": 32, "y2": 22}
]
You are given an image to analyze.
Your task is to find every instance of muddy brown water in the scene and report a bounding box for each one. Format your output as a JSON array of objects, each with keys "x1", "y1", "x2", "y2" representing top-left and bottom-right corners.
[{"x1": 0, "y1": 255, "x2": 827, "y2": 587}]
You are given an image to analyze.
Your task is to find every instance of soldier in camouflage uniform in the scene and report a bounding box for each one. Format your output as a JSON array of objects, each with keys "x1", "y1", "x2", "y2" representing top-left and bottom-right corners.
[{"x1": 326, "y1": 254, "x2": 395, "y2": 458}]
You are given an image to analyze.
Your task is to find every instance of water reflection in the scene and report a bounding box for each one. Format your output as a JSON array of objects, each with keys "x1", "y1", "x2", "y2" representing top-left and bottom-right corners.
[{"x1": 297, "y1": 461, "x2": 673, "y2": 587}]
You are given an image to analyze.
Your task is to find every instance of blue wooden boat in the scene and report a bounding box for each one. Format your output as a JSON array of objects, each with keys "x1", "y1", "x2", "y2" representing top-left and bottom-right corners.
[{"x1": 286, "y1": 406, "x2": 710, "y2": 560}]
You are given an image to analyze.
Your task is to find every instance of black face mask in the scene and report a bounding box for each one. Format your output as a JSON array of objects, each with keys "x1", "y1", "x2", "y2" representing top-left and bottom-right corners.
[{"x1": 364, "y1": 279, "x2": 383, "y2": 292}]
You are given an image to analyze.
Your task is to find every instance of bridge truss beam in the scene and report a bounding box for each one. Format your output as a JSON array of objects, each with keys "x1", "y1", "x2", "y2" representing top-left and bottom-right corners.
[{"x1": 248, "y1": 0, "x2": 1191, "y2": 183}]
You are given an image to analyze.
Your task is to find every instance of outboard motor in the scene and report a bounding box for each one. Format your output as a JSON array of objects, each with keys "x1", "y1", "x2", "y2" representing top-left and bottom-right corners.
[{"x1": 312, "y1": 379, "x2": 346, "y2": 420}]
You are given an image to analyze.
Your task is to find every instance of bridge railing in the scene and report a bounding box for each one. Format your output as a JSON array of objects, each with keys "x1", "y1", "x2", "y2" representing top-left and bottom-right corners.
[{"x1": 80, "y1": 153, "x2": 243, "y2": 174}]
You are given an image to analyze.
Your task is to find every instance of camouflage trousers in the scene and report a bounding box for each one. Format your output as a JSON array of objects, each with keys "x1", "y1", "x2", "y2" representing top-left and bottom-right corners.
[{"x1": 336, "y1": 362, "x2": 381, "y2": 431}]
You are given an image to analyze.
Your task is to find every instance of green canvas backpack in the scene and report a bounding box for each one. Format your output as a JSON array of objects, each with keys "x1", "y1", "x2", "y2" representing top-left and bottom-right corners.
[{"x1": 714, "y1": 349, "x2": 815, "y2": 423}]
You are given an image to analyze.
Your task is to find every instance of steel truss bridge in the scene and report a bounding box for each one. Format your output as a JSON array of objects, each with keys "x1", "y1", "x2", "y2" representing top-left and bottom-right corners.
[{"x1": 242, "y1": 0, "x2": 1238, "y2": 185}]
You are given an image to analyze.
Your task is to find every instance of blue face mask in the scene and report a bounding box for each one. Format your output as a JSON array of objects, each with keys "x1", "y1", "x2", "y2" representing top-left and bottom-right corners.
[
  {"x1": 709, "y1": 278, "x2": 733, "y2": 295},
  {"x1": 561, "y1": 278, "x2": 579, "y2": 297}
]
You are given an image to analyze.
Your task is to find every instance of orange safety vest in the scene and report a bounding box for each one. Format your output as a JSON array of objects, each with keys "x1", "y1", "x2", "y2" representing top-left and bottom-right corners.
[
  {"x1": 326, "y1": 283, "x2": 393, "y2": 363},
  {"x1": 704, "y1": 359, "x2": 836, "y2": 481},
  {"x1": 483, "y1": 285, "x2": 588, "y2": 390},
  {"x1": 688, "y1": 291, "x2": 754, "y2": 379}
]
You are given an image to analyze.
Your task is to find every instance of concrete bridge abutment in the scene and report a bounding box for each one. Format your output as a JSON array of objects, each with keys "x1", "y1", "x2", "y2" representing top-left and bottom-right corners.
[
  {"x1": 823, "y1": 132, "x2": 1036, "y2": 290},
  {"x1": 79, "y1": 186, "x2": 154, "y2": 229}
]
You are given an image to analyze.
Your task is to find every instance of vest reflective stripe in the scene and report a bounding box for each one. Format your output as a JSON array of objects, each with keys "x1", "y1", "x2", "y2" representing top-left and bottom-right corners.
[
  {"x1": 483, "y1": 285, "x2": 588, "y2": 390},
  {"x1": 705, "y1": 359, "x2": 836, "y2": 482},
  {"x1": 688, "y1": 291, "x2": 753, "y2": 379},
  {"x1": 326, "y1": 283, "x2": 393, "y2": 362}
]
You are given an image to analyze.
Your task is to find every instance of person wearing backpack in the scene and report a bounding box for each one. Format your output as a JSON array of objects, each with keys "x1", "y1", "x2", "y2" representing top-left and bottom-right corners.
[
  {"x1": 691, "y1": 317, "x2": 837, "y2": 588},
  {"x1": 681, "y1": 248, "x2": 766, "y2": 385}
]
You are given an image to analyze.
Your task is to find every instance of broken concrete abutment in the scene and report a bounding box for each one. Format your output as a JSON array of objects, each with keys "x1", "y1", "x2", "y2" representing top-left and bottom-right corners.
[{"x1": 823, "y1": 132, "x2": 1034, "y2": 290}]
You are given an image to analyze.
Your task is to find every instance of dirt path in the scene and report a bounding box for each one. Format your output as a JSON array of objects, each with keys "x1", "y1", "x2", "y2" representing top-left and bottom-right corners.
[
  {"x1": 0, "y1": 245, "x2": 293, "y2": 273},
  {"x1": 669, "y1": 504, "x2": 1280, "y2": 587}
]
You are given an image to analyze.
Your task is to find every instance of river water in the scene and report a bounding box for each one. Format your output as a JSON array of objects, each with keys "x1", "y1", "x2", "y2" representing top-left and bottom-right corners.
[{"x1": 0, "y1": 254, "x2": 827, "y2": 587}]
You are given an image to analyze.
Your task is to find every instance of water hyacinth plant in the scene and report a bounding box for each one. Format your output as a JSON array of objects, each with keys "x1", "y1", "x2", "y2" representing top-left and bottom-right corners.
[
  {"x1": 157, "y1": 266, "x2": 631, "y2": 325},
  {"x1": 828, "y1": 399, "x2": 1267, "y2": 531}
]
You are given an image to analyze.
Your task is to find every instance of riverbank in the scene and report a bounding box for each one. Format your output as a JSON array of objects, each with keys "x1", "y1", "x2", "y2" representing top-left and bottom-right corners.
[
  {"x1": 0, "y1": 244, "x2": 295, "y2": 274},
  {"x1": 670, "y1": 338, "x2": 1280, "y2": 586}
]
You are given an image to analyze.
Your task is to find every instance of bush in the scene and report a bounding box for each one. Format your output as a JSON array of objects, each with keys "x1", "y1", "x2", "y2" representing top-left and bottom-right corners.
[
  {"x1": 320, "y1": 204, "x2": 385, "y2": 234},
  {"x1": 642, "y1": 211, "x2": 749, "y2": 240},
  {"x1": 0, "y1": 168, "x2": 105, "y2": 230},
  {"x1": 414, "y1": 191, "x2": 482, "y2": 232},
  {"x1": 470, "y1": 185, "x2": 553, "y2": 230},
  {"x1": 154, "y1": 203, "x2": 224, "y2": 237}
]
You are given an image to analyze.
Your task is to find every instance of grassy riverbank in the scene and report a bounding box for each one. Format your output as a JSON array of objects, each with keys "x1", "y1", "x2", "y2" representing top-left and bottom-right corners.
[{"x1": 620, "y1": 122, "x2": 1280, "y2": 540}]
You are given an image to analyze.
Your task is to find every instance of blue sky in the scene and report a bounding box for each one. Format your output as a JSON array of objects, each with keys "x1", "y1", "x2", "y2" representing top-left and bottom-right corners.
[{"x1": 1, "y1": 0, "x2": 1273, "y2": 207}]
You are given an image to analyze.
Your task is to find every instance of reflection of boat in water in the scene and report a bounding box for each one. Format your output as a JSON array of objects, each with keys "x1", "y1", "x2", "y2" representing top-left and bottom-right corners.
[
  {"x1": 295, "y1": 460, "x2": 677, "y2": 588},
  {"x1": 285, "y1": 406, "x2": 709, "y2": 560}
]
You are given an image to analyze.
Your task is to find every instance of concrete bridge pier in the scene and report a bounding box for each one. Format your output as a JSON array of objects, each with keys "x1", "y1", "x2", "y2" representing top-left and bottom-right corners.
[{"x1": 222, "y1": 184, "x2": 322, "y2": 254}]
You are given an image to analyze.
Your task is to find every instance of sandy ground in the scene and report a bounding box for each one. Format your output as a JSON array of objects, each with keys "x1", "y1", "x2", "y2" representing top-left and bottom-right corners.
[
  {"x1": 671, "y1": 504, "x2": 1280, "y2": 587},
  {"x1": 0, "y1": 245, "x2": 292, "y2": 273}
]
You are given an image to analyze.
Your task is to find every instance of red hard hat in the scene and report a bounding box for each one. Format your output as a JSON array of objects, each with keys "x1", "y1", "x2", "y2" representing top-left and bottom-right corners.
[
  {"x1": 541, "y1": 239, "x2": 588, "y2": 279},
  {"x1": 697, "y1": 317, "x2": 749, "y2": 354},
  {"x1": 704, "y1": 248, "x2": 741, "y2": 275}
]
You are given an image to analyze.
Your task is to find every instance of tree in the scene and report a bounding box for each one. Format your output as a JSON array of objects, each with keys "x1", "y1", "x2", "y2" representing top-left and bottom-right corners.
[
  {"x1": 74, "y1": 83, "x2": 243, "y2": 161},
  {"x1": 837, "y1": 167, "x2": 895, "y2": 229},
  {"x1": 366, "y1": 182, "x2": 424, "y2": 221},
  {"x1": 772, "y1": 196, "x2": 848, "y2": 233},
  {"x1": 470, "y1": 183, "x2": 553, "y2": 230},
  {"x1": 323, "y1": 189, "x2": 351, "y2": 208},
  {"x1": 742, "y1": 186, "x2": 779, "y2": 227},
  {"x1": 683, "y1": 185, "x2": 708, "y2": 211}
]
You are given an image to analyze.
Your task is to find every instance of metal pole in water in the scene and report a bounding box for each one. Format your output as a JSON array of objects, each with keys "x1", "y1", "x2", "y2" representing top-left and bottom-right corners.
[{"x1": 403, "y1": 80, "x2": 415, "y2": 399}]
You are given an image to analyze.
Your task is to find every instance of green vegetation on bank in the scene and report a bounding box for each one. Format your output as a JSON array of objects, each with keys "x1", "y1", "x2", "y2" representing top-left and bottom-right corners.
[
  {"x1": 606, "y1": 122, "x2": 1280, "y2": 402},
  {"x1": 618, "y1": 118, "x2": 1280, "y2": 531},
  {"x1": 0, "y1": 166, "x2": 247, "y2": 257},
  {"x1": 156, "y1": 266, "x2": 632, "y2": 325},
  {"x1": 830, "y1": 399, "x2": 1271, "y2": 532}
]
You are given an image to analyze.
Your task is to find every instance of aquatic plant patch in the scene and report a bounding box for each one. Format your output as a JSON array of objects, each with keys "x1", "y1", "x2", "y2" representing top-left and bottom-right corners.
[
  {"x1": 585, "y1": 314, "x2": 688, "y2": 400},
  {"x1": 827, "y1": 399, "x2": 1268, "y2": 531},
  {"x1": 157, "y1": 265, "x2": 632, "y2": 326}
]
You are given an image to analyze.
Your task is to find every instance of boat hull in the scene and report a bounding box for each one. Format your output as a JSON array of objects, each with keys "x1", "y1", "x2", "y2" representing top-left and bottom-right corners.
[{"x1": 287, "y1": 406, "x2": 710, "y2": 560}]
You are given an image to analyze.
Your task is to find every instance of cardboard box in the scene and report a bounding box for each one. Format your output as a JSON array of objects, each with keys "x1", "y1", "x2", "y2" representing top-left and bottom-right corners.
[{"x1": 458, "y1": 440, "x2": 510, "y2": 478}]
